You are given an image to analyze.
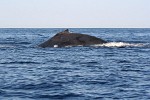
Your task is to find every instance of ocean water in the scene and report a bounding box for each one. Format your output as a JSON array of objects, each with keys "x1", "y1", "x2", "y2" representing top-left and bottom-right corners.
[{"x1": 0, "y1": 28, "x2": 150, "y2": 100}]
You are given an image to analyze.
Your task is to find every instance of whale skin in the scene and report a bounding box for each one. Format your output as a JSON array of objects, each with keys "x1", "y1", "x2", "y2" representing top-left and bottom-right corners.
[{"x1": 39, "y1": 29, "x2": 107, "y2": 48}]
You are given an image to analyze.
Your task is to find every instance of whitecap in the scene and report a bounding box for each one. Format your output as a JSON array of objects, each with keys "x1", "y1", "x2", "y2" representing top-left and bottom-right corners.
[
  {"x1": 0, "y1": 44, "x2": 15, "y2": 48},
  {"x1": 65, "y1": 45, "x2": 83, "y2": 48},
  {"x1": 53, "y1": 45, "x2": 58, "y2": 48},
  {"x1": 93, "y1": 42, "x2": 145, "y2": 48}
]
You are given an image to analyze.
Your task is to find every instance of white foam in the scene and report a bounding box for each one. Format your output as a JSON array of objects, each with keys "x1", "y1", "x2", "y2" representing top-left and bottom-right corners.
[
  {"x1": 93, "y1": 42, "x2": 144, "y2": 47},
  {"x1": 54, "y1": 45, "x2": 58, "y2": 48},
  {"x1": 55, "y1": 42, "x2": 148, "y2": 48},
  {"x1": 0, "y1": 44, "x2": 15, "y2": 48},
  {"x1": 65, "y1": 45, "x2": 83, "y2": 47}
]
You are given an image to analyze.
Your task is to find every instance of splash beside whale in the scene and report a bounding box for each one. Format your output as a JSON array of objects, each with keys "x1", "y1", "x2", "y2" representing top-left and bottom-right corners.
[{"x1": 39, "y1": 29, "x2": 107, "y2": 48}]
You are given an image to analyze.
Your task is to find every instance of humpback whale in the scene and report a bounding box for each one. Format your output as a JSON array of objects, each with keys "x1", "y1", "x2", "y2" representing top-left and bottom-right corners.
[{"x1": 39, "y1": 29, "x2": 107, "y2": 48}]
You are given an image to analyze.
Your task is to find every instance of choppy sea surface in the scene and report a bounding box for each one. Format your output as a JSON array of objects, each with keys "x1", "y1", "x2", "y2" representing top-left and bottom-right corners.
[{"x1": 0, "y1": 28, "x2": 150, "y2": 100}]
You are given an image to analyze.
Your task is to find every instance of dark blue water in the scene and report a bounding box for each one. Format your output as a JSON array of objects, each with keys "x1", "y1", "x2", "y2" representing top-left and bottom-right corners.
[{"x1": 0, "y1": 28, "x2": 150, "y2": 100}]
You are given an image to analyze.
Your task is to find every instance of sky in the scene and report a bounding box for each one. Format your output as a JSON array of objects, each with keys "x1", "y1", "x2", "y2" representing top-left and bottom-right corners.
[{"x1": 0, "y1": 0, "x2": 150, "y2": 28}]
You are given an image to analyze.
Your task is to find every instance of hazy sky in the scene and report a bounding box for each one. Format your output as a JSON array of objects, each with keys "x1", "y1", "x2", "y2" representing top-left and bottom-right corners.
[{"x1": 0, "y1": 0, "x2": 150, "y2": 28}]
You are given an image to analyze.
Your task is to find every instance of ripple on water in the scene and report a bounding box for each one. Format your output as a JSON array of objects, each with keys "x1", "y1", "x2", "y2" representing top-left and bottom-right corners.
[{"x1": 0, "y1": 28, "x2": 150, "y2": 100}]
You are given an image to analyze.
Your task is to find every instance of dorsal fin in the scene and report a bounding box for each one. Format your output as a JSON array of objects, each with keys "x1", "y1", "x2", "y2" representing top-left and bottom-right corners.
[
  {"x1": 57, "y1": 29, "x2": 70, "y2": 35},
  {"x1": 63, "y1": 29, "x2": 69, "y2": 33}
]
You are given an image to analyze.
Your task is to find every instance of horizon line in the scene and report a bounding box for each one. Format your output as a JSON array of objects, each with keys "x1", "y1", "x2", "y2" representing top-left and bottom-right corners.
[{"x1": 0, "y1": 27, "x2": 150, "y2": 29}]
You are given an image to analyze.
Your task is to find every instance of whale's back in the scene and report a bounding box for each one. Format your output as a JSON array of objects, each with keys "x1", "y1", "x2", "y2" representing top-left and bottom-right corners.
[{"x1": 39, "y1": 30, "x2": 107, "y2": 47}]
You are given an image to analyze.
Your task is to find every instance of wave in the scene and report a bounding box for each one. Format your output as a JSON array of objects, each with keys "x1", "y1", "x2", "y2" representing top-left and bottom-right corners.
[
  {"x1": 0, "y1": 61, "x2": 40, "y2": 64},
  {"x1": 0, "y1": 42, "x2": 149, "y2": 48},
  {"x1": 93, "y1": 42, "x2": 147, "y2": 48},
  {"x1": 34, "y1": 93, "x2": 84, "y2": 99},
  {"x1": 64, "y1": 42, "x2": 148, "y2": 48},
  {"x1": 0, "y1": 44, "x2": 15, "y2": 48}
]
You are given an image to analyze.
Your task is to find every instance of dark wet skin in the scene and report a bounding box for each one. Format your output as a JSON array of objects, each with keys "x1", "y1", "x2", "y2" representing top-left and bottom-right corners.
[{"x1": 39, "y1": 29, "x2": 107, "y2": 48}]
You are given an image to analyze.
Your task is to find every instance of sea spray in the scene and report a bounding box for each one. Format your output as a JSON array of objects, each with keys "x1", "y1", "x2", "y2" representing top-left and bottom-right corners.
[{"x1": 93, "y1": 42, "x2": 145, "y2": 47}]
